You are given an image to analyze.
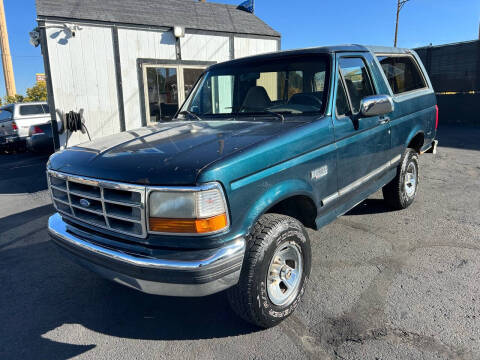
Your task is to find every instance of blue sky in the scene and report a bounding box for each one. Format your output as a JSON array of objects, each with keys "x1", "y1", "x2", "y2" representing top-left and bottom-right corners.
[{"x1": 2, "y1": 0, "x2": 479, "y2": 98}]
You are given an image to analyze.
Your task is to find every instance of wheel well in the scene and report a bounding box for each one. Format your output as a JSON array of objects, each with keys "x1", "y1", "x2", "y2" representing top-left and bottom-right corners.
[
  {"x1": 408, "y1": 132, "x2": 425, "y2": 153},
  {"x1": 266, "y1": 195, "x2": 317, "y2": 229}
]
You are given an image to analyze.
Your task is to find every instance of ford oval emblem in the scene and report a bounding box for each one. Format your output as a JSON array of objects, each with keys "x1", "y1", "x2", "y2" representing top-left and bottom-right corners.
[{"x1": 79, "y1": 198, "x2": 91, "y2": 207}]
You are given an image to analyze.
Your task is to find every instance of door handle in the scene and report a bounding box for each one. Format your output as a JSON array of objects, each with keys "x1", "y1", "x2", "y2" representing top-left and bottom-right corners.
[{"x1": 378, "y1": 117, "x2": 390, "y2": 124}]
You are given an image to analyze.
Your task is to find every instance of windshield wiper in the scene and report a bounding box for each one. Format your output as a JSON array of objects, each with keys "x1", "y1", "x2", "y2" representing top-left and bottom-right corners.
[
  {"x1": 240, "y1": 110, "x2": 291, "y2": 123},
  {"x1": 263, "y1": 110, "x2": 286, "y2": 122},
  {"x1": 178, "y1": 110, "x2": 202, "y2": 121}
]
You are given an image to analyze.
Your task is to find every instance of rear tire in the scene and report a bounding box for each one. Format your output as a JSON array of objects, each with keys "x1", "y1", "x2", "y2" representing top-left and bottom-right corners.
[
  {"x1": 227, "y1": 214, "x2": 311, "y2": 328},
  {"x1": 382, "y1": 148, "x2": 419, "y2": 210}
]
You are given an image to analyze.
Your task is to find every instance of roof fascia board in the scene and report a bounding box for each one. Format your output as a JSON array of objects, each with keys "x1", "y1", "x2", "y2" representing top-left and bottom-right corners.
[
  {"x1": 186, "y1": 28, "x2": 280, "y2": 39},
  {"x1": 37, "y1": 15, "x2": 281, "y2": 38}
]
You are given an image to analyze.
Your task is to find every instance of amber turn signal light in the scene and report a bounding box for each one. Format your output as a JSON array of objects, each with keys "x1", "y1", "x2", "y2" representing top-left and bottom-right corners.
[{"x1": 149, "y1": 213, "x2": 228, "y2": 234}]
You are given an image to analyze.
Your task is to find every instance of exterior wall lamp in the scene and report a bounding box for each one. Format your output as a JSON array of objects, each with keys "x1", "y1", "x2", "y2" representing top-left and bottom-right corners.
[{"x1": 174, "y1": 26, "x2": 185, "y2": 38}]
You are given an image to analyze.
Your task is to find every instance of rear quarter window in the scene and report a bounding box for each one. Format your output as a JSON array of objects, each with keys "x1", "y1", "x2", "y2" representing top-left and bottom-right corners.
[
  {"x1": 377, "y1": 55, "x2": 427, "y2": 95},
  {"x1": 19, "y1": 104, "x2": 46, "y2": 116}
]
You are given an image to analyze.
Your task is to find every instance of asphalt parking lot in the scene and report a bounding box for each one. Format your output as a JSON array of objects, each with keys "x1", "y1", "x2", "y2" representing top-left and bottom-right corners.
[{"x1": 1, "y1": 125, "x2": 479, "y2": 360}]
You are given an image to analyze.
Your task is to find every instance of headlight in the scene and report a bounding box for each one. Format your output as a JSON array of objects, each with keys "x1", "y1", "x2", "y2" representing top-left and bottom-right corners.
[{"x1": 148, "y1": 183, "x2": 228, "y2": 234}]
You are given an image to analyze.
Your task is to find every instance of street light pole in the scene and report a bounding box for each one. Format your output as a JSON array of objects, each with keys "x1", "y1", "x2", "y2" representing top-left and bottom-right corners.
[{"x1": 394, "y1": 0, "x2": 411, "y2": 47}]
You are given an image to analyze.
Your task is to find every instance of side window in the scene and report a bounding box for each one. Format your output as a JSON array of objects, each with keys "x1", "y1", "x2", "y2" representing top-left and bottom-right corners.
[
  {"x1": 338, "y1": 57, "x2": 375, "y2": 113},
  {"x1": 190, "y1": 75, "x2": 234, "y2": 115},
  {"x1": 335, "y1": 77, "x2": 350, "y2": 116},
  {"x1": 211, "y1": 75, "x2": 234, "y2": 114},
  {"x1": 377, "y1": 55, "x2": 427, "y2": 94},
  {"x1": 313, "y1": 71, "x2": 326, "y2": 92},
  {"x1": 272, "y1": 70, "x2": 305, "y2": 101},
  {"x1": 19, "y1": 104, "x2": 45, "y2": 116},
  {"x1": 286, "y1": 71, "x2": 304, "y2": 99}
]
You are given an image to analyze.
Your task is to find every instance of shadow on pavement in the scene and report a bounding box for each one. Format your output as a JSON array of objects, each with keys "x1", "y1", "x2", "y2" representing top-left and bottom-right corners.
[
  {"x1": 0, "y1": 204, "x2": 54, "y2": 238},
  {"x1": 0, "y1": 152, "x2": 50, "y2": 194},
  {"x1": 0, "y1": 207, "x2": 258, "y2": 360},
  {"x1": 345, "y1": 198, "x2": 392, "y2": 216}
]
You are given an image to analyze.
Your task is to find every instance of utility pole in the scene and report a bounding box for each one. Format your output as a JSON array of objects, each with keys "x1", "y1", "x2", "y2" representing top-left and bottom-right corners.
[
  {"x1": 0, "y1": 0, "x2": 16, "y2": 96},
  {"x1": 394, "y1": 0, "x2": 411, "y2": 47}
]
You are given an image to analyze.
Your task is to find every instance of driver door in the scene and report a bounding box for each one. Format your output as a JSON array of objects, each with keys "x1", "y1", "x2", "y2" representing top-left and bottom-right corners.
[{"x1": 333, "y1": 54, "x2": 391, "y2": 193}]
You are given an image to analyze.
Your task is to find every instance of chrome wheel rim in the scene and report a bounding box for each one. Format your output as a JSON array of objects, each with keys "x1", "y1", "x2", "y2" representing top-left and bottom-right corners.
[
  {"x1": 404, "y1": 161, "x2": 417, "y2": 198},
  {"x1": 266, "y1": 241, "x2": 303, "y2": 307}
]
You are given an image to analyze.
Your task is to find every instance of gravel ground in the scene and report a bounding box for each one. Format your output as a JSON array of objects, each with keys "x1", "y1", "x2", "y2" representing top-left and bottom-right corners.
[{"x1": 0, "y1": 125, "x2": 479, "y2": 360}]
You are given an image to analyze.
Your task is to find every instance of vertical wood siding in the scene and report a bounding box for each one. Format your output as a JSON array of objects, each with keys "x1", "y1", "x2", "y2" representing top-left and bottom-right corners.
[
  {"x1": 180, "y1": 34, "x2": 230, "y2": 62},
  {"x1": 234, "y1": 37, "x2": 278, "y2": 59},
  {"x1": 46, "y1": 23, "x2": 119, "y2": 146},
  {"x1": 118, "y1": 28, "x2": 176, "y2": 131},
  {"x1": 46, "y1": 21, "x2": 280, "y2": 146}
]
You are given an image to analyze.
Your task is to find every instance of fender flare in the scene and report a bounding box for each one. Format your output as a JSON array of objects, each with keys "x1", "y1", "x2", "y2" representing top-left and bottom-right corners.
[{"x1": 241, "y1": 178, "x2": 317, "y2": 233}]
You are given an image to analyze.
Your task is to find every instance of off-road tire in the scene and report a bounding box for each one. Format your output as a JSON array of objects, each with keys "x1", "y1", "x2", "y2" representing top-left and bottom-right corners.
[
  {"x1": 227, "y1": 214, "x2": 311, "y2": 328},
  {"x1": 382, "y1": 148, "x2": 419, "y2": 210}
]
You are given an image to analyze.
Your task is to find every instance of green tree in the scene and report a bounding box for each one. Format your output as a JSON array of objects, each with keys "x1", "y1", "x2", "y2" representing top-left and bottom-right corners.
[
  {"x1": 24, "y1": 82, "x2": 47, "y2": 102},
  {"x1": 4, "y1": 94, "x2": 24, "y2": 104}
]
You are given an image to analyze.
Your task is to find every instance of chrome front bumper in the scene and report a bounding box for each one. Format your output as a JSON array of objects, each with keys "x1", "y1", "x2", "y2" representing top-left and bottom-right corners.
[{"x1": 48, "y1": 213, "x2": 245, "y2": 297}]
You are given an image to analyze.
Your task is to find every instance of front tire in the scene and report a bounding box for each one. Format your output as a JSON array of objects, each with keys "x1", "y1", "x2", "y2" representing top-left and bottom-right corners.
[
  {"x1": 382, "y1": 148, "x2": 419, "y2": 210},
  {"x1": 227, "y1": 214, "x2": 311, "y2": 328}
]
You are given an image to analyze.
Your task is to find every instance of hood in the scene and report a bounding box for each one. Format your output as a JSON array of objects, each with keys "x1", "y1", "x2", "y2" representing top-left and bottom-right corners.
[{"x1": 49, "y1": 121, "x2": 301, "y2": 185}]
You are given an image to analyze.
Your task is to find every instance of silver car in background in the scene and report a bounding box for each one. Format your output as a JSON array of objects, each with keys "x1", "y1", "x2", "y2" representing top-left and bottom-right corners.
[
  {"x1": 0, "y1": 104, "x2": 16, "y2": 138},
  {"x1": 0, "y1": 105, "x2": 19, "y2": 150}
]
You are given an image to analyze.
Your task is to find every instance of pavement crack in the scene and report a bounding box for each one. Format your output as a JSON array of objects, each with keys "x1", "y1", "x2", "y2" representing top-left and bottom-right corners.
[
  {"x1": 407, "y1": 243, "x2": 480, "y2": 253},
  {"x1": 281, "y1": 315, "x2": 332, "y2": 359},
  {"x1": 340, "y1": 327, "x2": 472, "y2": 360}
]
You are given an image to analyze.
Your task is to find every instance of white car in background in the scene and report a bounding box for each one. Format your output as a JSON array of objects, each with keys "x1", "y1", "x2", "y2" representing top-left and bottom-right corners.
[
  {"x1": 0, "y1": 102, "x2": 61, "y2": 151},
  {"x1": 9, "y1": 102, "x2": 52, "y2": 139}
]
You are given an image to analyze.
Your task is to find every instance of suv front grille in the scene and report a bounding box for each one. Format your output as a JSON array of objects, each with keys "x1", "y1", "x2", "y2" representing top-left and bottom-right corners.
[{"x1": 48, "y1": 170, "x2": 146, "y2": 238}]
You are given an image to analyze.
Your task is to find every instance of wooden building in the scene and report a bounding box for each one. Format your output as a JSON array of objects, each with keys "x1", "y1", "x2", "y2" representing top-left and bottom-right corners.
[{"x1": 35, "y1": 0, "x2": 280, "y2": 147}]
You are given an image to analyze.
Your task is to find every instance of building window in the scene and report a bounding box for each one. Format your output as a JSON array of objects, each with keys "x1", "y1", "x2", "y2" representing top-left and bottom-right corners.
[{"x1": 143, "y1": 64, "x2": 208, "y2": 123}]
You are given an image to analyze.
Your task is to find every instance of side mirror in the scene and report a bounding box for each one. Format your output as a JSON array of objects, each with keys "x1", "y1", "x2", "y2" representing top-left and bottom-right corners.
[{"x1": 360, "y1": 95, "x2": 394, "y2": 117}]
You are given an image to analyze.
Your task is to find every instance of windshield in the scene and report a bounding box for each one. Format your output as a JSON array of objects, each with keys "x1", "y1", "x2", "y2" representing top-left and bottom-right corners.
[{"x1": 179, "y1": 54, "x2": 330, "y2": 120}]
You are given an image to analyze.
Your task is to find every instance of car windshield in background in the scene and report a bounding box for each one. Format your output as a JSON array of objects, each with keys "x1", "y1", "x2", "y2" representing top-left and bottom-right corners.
[
  {"x1": 180, "y1": 54, "x2": 330, "y2": 120},
  {"x1": 19, "y1": 104, "x2": 47, "y2": 116}
]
